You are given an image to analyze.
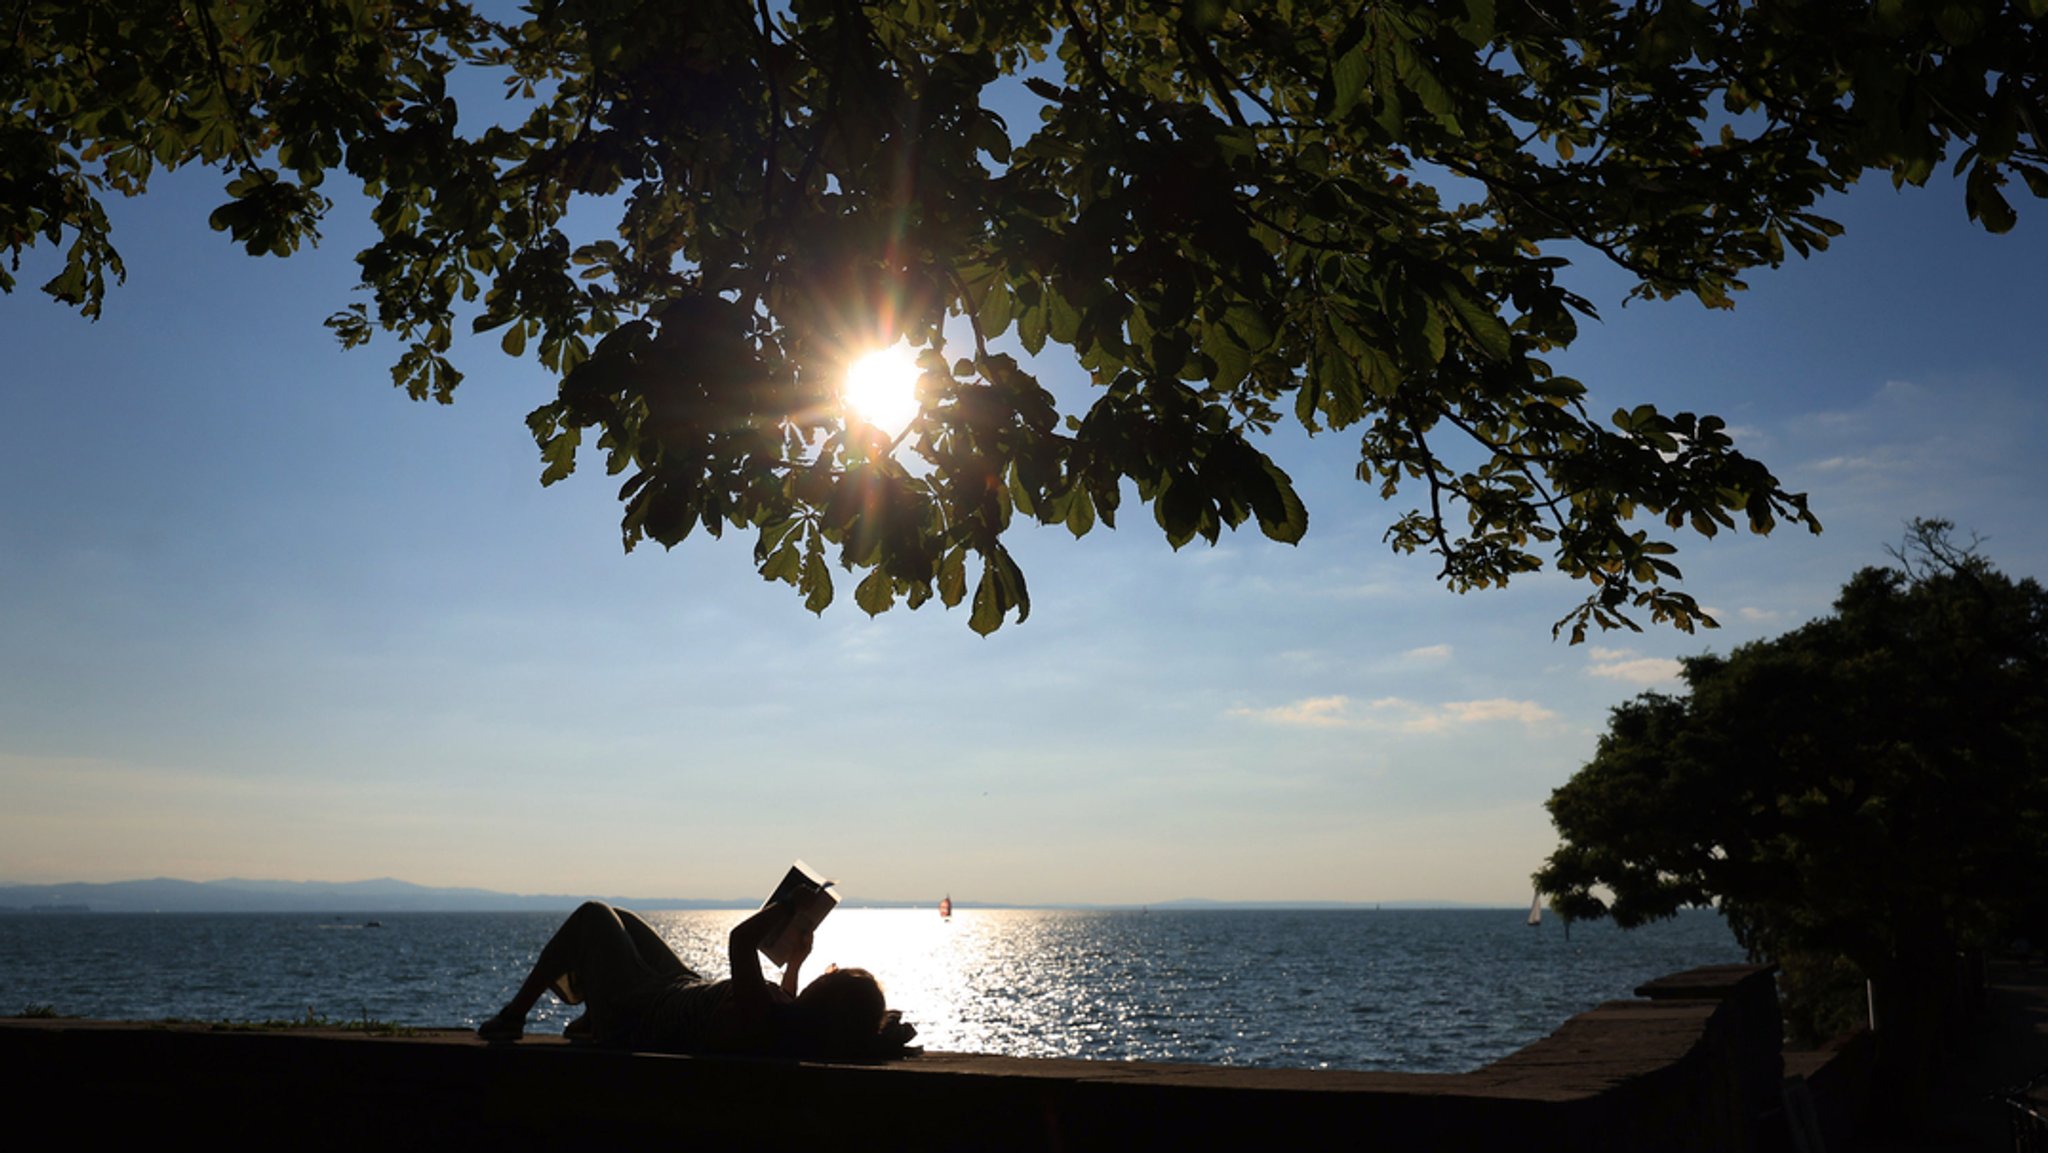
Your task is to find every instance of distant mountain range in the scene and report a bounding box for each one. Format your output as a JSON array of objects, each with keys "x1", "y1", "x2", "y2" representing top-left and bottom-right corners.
[
  {"x1": 0, "y1": 877, "x2": 1498, "y2": 915},
  {"x1": 0, "y1": 878, "x2": 757, "y2": 915}
]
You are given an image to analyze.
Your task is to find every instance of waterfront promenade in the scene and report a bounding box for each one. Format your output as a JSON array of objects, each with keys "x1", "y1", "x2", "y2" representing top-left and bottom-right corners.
[
  {"x1": 3, "y1": 960, "x2": 2040, "y2": 1149},
  {"x1": 3, "y1": 964, "x2": 1785, "y2": 1151}
]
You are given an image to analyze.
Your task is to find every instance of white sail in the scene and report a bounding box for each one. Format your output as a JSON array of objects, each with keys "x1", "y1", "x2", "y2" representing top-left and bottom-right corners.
[{"x1": 1527, "y1": 891, "x2": 1543, "y2": 926}]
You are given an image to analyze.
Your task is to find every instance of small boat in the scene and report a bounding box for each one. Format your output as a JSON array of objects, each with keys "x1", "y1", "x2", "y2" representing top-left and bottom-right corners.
[
  {"x1": 1527, "y1": 891, "x2": 1542, "y2": 927},
  {"x1": 939, "y1": 895, "x2": 952, "y2": 920}
]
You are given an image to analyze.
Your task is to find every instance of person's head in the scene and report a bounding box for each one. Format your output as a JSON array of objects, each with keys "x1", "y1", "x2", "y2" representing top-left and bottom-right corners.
[
  {"x1": 794, "y1": 966, "x2": 915, "y2": 1059},
  {"x1": 794, "y1": 966, "x2": 886, "y2": 1055}
]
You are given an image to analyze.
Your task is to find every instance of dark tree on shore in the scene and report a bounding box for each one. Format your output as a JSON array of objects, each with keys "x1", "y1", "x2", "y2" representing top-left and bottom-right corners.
[
  {"x1": 10, "y1": 3, "x2": 2048, "y2": 631},
  {"x1": 1537, "y1": 520, "x2": 2048, "y2": 1113}
]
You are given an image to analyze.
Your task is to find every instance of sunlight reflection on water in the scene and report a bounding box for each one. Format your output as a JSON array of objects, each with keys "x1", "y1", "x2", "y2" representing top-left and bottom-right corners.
[
  {"x1": 0, "y1": 907, "x2": 1741, "y2": 1073},
  {"x1": 628, "y1": 906, "x2": 1742, "y2": 1071}
]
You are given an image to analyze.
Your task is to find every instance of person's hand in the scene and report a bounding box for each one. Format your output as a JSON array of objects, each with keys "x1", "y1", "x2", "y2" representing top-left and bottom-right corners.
[
  {"x1": 877, "y1": 1011, "x2": 919, "y2": 1054},
  {"x1": 784, "y1": 923, "x2": 814, "y2": 967}
]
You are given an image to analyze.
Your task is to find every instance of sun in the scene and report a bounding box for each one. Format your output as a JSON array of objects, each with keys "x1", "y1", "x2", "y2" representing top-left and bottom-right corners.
[{"x1": 842, "y1": 343, "x2": 923, "y2": 435}]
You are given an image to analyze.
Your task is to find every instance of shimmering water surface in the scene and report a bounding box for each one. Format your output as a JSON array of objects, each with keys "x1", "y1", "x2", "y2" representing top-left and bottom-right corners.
[{"x1": 0, "y1": 907, "x2": 1741, "y2": 1073}]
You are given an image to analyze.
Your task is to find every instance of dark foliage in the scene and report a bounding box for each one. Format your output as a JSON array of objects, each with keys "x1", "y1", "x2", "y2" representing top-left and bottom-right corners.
[{"x1": 12, "y1": 4, "x2": 2048, "y2": 630}]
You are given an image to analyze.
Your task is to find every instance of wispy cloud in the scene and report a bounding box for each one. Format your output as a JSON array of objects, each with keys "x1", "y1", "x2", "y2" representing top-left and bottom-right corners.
[
  {"x1": 1317, "y1": 578, "x2": 1415, "y2": 601},
  {"x1": 1231, "y1": 695, "x2": 1556, "y2": 733},
  {"x1": 1737, "y1": 607, "x2": 1783, "y2": 624},
  {"x1": 1723, "y1": 423, "x2": 1768, "y2": 448},
  {"x1": 1787, "y1": 375, "x2": 2047, "y2": 522},
  {"x1": 1236, "y1": 695, "x2": 1357, "y2": 728},
  {"x1": 1585, "y1": 647, "x2": 1682, "y2": 685},
  {"x1": 1807, "y1": 444, "x2": 1927, "y2": 475},
  {"x1": 1402, "y1": 644, "x2": 1453, "y2": 664}
]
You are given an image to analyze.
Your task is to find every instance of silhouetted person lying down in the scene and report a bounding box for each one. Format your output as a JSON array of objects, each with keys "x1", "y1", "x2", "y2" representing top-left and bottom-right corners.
[{"x1": 477, "y1": 900, "x2": 917, "y2": 1059}]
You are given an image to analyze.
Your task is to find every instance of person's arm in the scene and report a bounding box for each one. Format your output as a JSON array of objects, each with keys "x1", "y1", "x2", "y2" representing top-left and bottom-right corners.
[
  {"x1": 727, "y1": 902, "x2": 798, "y2": 1009},
  {"x1": 779, "y1": 924, "x2": 812, "y2": 997}
]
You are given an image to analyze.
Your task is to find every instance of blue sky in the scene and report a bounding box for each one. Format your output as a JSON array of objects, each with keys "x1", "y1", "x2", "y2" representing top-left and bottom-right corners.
[{"x1": 3, "y1": 153, "x2": 2043, "y2": 906}]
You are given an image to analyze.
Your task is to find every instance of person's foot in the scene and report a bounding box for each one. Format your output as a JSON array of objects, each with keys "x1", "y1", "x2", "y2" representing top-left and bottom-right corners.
[{"x1": 476, "y1": 1010, "x2": 524, "y2": 1044}]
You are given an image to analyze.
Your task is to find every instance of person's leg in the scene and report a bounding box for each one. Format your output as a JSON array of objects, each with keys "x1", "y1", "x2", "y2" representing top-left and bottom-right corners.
[
  {"x1": 479, "y1": 902, "x2": 657, "y2": 1040},
  {"x1": 615, "y1": 906, "x2": 695, "y2": 980}
]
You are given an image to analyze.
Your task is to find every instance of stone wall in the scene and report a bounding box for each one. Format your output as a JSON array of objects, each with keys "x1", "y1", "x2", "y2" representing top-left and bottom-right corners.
[{"x1": 4, "y1": 964, "x2": 1787, "y2": 1151}]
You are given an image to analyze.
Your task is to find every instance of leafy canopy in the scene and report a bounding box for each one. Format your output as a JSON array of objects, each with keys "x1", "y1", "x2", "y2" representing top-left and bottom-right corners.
[
  {"x1": 10, "y1": 2, "x2": 2047, "y2": 633},
  {"x1": 1536, "y1": 521, "x2": 2048, "y2": 996}
]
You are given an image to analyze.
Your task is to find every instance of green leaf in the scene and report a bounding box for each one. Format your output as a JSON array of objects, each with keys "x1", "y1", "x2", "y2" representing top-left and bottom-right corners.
[
  {"x1": 968, "y1": 567, "x2": 1001, "y2": 634},
  {"x1": 937, "y1": 547, "x2": 967, "y2": 607},
  {"x1": 1395, "y1": 43, "x2": 1461, "y2": 134},
  {"x1": 801, "y1": 542, "x2": 833, "y2": 615},
  {"x1": 40, "y1": 253, "x2": 90, "y2": 305},
  {"x1": 854, "y1": 569, "x2": 896, "y2": 615},
  {"x1": 1456, "y1": 0, "x2": 1497, "y2": 44},
  {"x1": 1208, "y1": 336, "x2": 1250, "y2": 391},
  {"x1": 1047, "y1": 286, "x2": 1081, "y2": 344},
  {"x1": 1933, "y1": 2, "x2": 1985, "y2": 44},
  {"x1": 1017, "y1": 299, "x2": 1047, "y2": 356},
  {"x1": 1063, "y1": 488, "x2": 1097, "y2": 537},
  {"x1": 1967, "y1": 163, "x2": 2018, "y2": 233},
  {"x1": 1253, "y1": 458, "x2": 1308, "y2": 544},
  {"x1": 968, "y1": 546, "x2": 1030, "y2": 634},
  {"x1": 760, "y1": 543, "x2": 801, "y2": 583},
  {"x1": 980, "y1": 280, "x2": 1014, "y2": 336},
  {"x1": 1331, "y1": 44, "x2": 1369, "y2": 117},
  {"x1": 1443, "y1": 287, "x2": 1512, "y2": 362},
  {"x1": 538, "y1": 428, "x2": 580, "y2": 485}
]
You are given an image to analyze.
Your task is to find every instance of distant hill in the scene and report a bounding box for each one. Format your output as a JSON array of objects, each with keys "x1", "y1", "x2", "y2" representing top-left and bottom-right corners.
[
  {"x1": 0, "y1": 878, "x2": 1509, "y2": 914},
  {"x1": 0, "y1": 878, "x2": 755, "y2": 915}
]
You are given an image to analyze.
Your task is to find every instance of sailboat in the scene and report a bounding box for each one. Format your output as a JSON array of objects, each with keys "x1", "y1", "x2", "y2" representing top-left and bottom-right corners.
[
  {"x1": 1527, "y1": 891, "x2": 1543, "y2": 927},
  {"x1": 939, "y1": 894, "x2": 952, "y2": 921}
]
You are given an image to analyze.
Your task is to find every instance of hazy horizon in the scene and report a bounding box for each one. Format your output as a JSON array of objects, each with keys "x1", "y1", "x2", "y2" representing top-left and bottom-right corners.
[{"x1": 0, "y1": 874, "x2": 1541, "y2": 912}]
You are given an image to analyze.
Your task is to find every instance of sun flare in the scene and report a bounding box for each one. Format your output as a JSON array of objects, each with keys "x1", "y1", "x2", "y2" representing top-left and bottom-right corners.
[{"x1": 842, "y1": 343, "x2": 923, "y2": 435}]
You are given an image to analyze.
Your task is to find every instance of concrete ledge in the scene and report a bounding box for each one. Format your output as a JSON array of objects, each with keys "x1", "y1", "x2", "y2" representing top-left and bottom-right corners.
[{"x1": 3, "y1": 965, "x2": 1784, "y2": 1151}]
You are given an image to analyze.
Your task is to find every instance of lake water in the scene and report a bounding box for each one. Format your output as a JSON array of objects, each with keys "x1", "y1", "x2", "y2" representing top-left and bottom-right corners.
[{"x1": 0, "y1": 907, "x2": 1743, "y2": 1073}]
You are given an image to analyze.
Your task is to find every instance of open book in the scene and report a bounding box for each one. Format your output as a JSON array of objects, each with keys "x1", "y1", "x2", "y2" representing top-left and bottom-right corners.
[{"x1": 758, "y1": 859, "x2": 838, "y2": 967}]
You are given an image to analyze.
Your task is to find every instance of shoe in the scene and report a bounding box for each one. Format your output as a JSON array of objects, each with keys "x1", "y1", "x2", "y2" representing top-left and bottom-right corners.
[
  {"x1": 476, "y1": 1011, "x2": 524, "y2": 1044},
  {"x1": 563, "y1": 1013, "x2": 594, "y2": 1044}
]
